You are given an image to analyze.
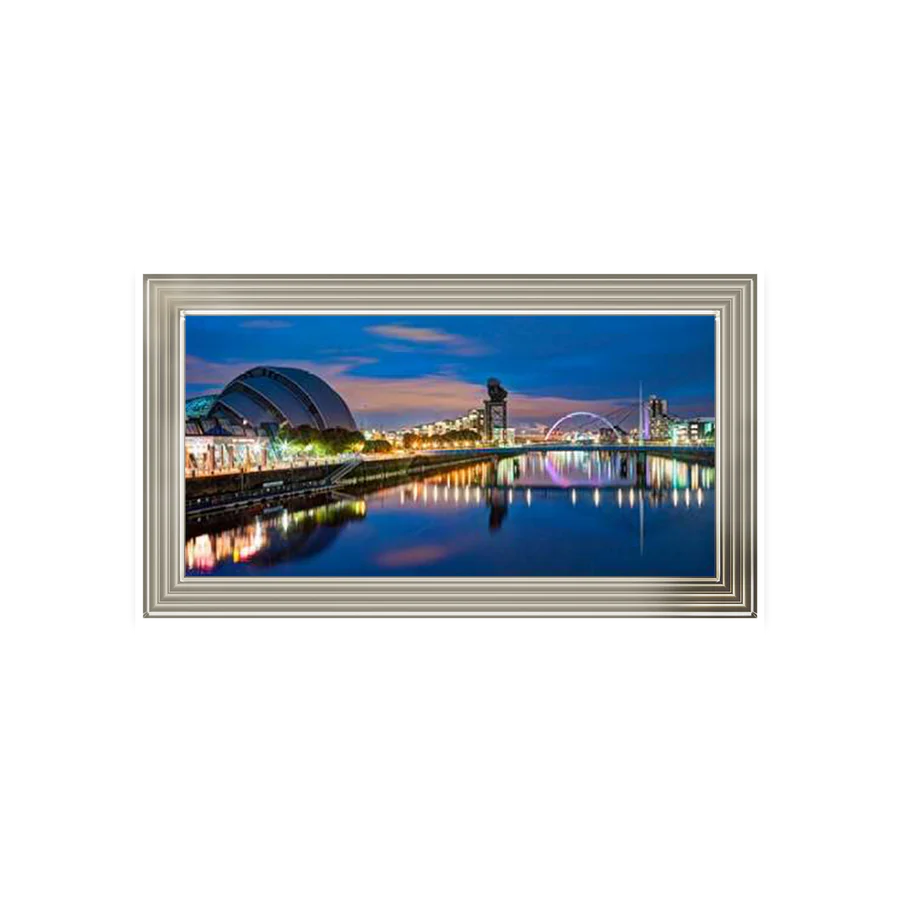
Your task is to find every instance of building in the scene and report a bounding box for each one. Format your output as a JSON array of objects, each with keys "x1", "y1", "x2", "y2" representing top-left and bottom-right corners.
[
  {"x1": 688, "y1": 417, "x2": 715, "y2": 444},
  {"x1": 648, "y1": 394, "x2": 668, "y2": 418},
  {"x1": 185, "y1": 366, "x2": 358, "y2": 475},
  {"x1": 649, "y1": 415, "x2": 673, "y2": 442},
  {"x1": 392, "y1": 407, "x2": 485, "y2": 443},
  {"x1": 659, "y1": 417, "x2": 715, "y2": 445},
  {"x1": 483, "y1": 378, "x2": 509, "y2": 442},
  {"x1": 210, "y1": 365, "x2": 357, "y2": 431},
  {"x1": 185, "y1": 394, "x2": 218, "y2": 418},
  {"x1": 648, "y1": 394, "x2": 673, "y2": 442},
  {"x1": 184, "y1": 418, "x2": 270, "y2": 476}
]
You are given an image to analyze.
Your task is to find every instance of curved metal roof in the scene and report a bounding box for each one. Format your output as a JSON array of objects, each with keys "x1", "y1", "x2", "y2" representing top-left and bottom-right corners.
[
  {"x1": 267, "y1": 367, "x2": 357, "y2": 430},
  {"x1": 239, "y1": 376, "x2": 320, "y2": 428},
  {"x1": 210, "y1": 366, "x2": 357, "y2": 431}
]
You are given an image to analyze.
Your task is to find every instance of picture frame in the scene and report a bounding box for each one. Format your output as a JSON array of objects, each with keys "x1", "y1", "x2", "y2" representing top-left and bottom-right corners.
[{"x1": 143, "y1": 275, "x2": 756, "y2": 617}]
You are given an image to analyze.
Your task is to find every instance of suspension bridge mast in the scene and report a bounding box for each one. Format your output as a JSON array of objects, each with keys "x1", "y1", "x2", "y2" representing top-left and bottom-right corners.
[{"x1": 639, "y1": 381, "x2": 644, "y2": 447}]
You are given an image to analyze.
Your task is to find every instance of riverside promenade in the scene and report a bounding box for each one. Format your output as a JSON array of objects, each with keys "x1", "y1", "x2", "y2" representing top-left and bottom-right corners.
[{"x1": 186, "y1": 447, "x2": 526, "y2": 522}]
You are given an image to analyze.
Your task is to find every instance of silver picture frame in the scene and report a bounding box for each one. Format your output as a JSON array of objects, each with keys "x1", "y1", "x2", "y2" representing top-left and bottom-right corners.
[{"x1": 144, "y1": 275, "x2": 756, "y2": 617}]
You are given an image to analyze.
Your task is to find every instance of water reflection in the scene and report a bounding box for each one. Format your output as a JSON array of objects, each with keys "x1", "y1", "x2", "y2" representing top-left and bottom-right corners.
[
  {"x1": 387, "y1": 451, "x2": 713, "y2": 520},
  {"x1": 488, "y1": 491, "x2": 509, "y2": 531},
  {"x1": 185, "y1": 497, "x2": 367, "y2": 573},
  {"x1": 186, "y1": 450, "x2": 716, "y2": 577}
]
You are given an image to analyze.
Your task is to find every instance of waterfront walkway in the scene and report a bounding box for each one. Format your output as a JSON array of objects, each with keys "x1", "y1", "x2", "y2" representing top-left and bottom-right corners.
[{"x1": 187, "y1": 442, "x2": 713, "y2": 479}]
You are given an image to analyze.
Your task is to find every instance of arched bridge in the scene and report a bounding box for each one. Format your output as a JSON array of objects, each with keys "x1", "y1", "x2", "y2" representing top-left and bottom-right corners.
[{"x1": 545, "y1": 411, "x2": 628, "y2": 441}]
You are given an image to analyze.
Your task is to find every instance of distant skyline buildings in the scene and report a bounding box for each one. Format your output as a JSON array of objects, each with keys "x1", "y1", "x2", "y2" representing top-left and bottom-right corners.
[
  {"x1": 186, "y1": 314, "x2": 715, "y2": 430},
  {"x1": 364, "y1": 392, "x2": 713, "y2": 447},
  {"x1": 648, "y1": 395, "x2": 668, "y2": 418}
]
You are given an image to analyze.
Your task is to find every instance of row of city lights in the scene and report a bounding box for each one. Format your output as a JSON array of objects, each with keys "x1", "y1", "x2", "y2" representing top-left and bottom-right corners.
[
  {"x1": 408, "y1": 455, "x2": 714, "y2": 492},
  {"x1": 398, "y1": 481, "x2": 705, "y2": 509}
]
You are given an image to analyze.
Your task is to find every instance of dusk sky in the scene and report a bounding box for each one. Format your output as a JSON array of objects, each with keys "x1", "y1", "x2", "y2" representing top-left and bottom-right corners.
[{"x1": 186, "y1": 315, "x2": 715, "y2": 430}]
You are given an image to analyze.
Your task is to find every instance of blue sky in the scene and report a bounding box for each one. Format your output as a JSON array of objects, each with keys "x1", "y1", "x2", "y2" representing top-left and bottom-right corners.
[{"x1": 186, "y1": 314, "x2": 715, "y2": 429}]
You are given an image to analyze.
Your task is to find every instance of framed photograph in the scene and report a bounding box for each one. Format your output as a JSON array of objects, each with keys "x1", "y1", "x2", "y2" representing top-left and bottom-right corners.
[{"x1": 144, "y1": 275, "x2": 756, "y2": 616}]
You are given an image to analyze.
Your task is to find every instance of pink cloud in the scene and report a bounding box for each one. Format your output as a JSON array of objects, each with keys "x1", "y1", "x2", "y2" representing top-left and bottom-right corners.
[
  {"x1": 185, "y1": 355, "x2": 374, "y2": 389},
  {"x1": 367, "y1": 325, "x2": 451, "y2": 344},
  {"x1": 327, "y1": 372, "x2": 628, "y2": 425},
  {"x1": 185, "y1": 354, "x2": 630, "y2": 426},
  {"x1": 366, "y1": 323, "x2": 489, "y2": 356}
]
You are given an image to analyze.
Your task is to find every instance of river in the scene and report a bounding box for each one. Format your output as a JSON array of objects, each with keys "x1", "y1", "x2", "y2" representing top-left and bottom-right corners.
[{"x1": 185, "y1": 449, "x2": 716, "y2": 578}]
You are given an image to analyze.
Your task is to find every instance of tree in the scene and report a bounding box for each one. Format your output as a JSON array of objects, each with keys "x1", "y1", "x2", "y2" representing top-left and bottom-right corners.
[
  {"x1": 317, "y1": 428, "x2": 365, "y2": 455},
  {"x1": 362, "y1": 439, "x2": 393, "y2": 454},
  {"x1": 276, "y1": 424, "x2": 365, "y2": 456},
  {"x1": 433, "y1": 428, "x2": 481, "y2": 446},
  {"x1": 402, "y1": 433, "x2": 420, "y2": 451}
]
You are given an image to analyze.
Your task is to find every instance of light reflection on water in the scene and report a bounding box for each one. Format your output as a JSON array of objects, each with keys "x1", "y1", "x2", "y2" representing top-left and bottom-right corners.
[{"x1": 185, "y1": 450, "x2": 716, "y2": 578}]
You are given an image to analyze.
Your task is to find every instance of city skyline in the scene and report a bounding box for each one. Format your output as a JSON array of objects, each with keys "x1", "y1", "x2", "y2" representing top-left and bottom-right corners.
[{"x1": 186, "y1": 314, "x2": 715, "y2": 429}]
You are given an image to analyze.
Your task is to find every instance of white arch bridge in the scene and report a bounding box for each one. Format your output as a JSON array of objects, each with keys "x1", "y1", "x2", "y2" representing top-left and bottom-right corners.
[{"x1": 544, "y1": 410, "x2": 630, "y2": 442}]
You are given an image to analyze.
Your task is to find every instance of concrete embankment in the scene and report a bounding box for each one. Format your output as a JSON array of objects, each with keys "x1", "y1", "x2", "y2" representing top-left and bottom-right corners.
[
  {"x1": 186, "y1": 449, "x2": 525, "y2": 521},
  {"x1": 538, "y1": 442, "x2": 715, "y2": 464},
  {"x1": 639, "y1": 446, "x2": 715, "y2": 464}
]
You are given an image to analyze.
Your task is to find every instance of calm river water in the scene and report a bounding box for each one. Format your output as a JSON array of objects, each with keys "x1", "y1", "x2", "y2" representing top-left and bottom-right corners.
[{"x1": 185, "y1": 449, "x2": 716, "y2": 578}]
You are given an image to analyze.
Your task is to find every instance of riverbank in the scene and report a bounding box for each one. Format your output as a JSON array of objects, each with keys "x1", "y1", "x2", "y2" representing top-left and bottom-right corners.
[
  {"x1": 538, "y1": 443, "x2": 715, "y2": 463},
  {"x1": 186, "y1": 448, "x2": 526, "y2": 522}
]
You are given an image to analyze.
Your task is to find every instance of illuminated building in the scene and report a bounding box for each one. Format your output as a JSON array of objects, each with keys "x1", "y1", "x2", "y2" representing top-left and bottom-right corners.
[
  {"x1": 663, "y1": 416, "x2": 715, "y2": 445},
  {"x1": 648, "y1": 394, "x2": 673, "y2": 442},
  {"x1": 688, "y1": 417, "x2": 715, "y2": 443},
  {"x1": 393, "y1": 407, "x2": 485, "y2": 443},
  {"x1": 184, "y1": 419, "x2": 269, "y2": 476},
  {"x1": 185, "y1": 394, "x2": 218, "y2": 418},
  {"x1": 185, "y1": 366, "x2": 358, "y2": 475},
  {"x1": 650, "y1": 415, "x2": 673, "y2": 442},
  {"x1": 648, "y1": 395, "x2": 668, "y2": 417}
]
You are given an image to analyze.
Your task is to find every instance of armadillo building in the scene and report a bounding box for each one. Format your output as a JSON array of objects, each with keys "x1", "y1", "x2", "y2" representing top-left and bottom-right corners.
[
  {"x1": 209, "y1": 366, "x2": 357, "y2": 431},
  {"x1": 185, "y1": 366, "x2": 358, "y2": 475}
]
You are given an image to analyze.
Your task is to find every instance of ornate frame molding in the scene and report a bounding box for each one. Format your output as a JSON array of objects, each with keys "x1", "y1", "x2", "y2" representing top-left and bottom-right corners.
[{"x1": 144, "y1": 275, "x2": 756, "y2": 616}]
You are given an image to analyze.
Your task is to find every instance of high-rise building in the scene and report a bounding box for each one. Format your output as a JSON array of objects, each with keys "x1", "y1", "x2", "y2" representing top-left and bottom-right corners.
[
  {"x1": 648, "y1": 394, "x2": 668, "y2": 418},
  {"x1": 650, "y1": 415, "x2": 672, "y2": 442},
  {"x1": 647, "y1": 394, "x2": 671, "y2": 442}
]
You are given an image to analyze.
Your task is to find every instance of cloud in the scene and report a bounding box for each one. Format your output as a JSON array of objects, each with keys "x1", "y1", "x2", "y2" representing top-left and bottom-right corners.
[
  {"x1": 322, "y1": 372, "x2": 630, "y2": 426},
  {"x1": 332, "y1": 356, "x2": 379, "y2": 370},
  {"x1": 238, "y1": 319, "x2": 295, "y2": 330},
  {"x1": 367, "y1": 325, "x2": 451, "y2": 344},
  {"x1": 184, "y1": 355, "x2": 375, "y2": 390},
  {"x1": 185, "y1": 354, "x2": 631, "y2": 427},
  {"x1": 366, "y1": 323, "x2": 490, "y2": 356}
]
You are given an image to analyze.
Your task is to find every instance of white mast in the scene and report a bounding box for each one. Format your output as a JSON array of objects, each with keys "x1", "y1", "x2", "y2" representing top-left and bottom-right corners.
[{"x1": 638, "y1": 381, "x2": 644, "y2": 446}]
